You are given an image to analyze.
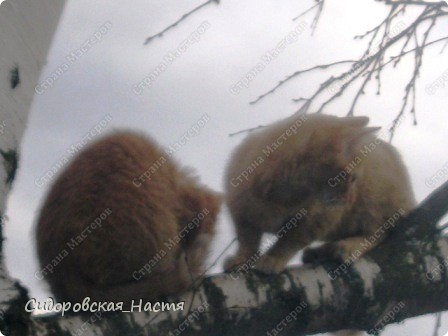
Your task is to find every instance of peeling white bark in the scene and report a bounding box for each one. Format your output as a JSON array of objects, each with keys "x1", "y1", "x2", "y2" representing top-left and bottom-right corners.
[{"x1": 352, "y1": 259, "x2": 381, "y2": 297}]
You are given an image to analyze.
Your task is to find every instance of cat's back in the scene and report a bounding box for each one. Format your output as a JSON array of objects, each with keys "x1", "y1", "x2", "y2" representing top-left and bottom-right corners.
[
  {"x1": 69, "y1": 131, "x2": 174, "y2": 188},
  {"x1": 354, "y1": 133, "x2": 416, "y2": 209},
  {"x1": 43, "y1": 131, "x2": 177, "y2": 207},
  {"x1": 36, "y1": 131, "x2": 180, "y2": 264}
]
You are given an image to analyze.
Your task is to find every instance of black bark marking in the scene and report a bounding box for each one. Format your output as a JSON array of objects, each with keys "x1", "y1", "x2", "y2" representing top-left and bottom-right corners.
[
  {"x1": 9, "y1": 67, "x2": 20, "y2": 90},
  {"x1": 0, "y1": 149, "x2": 18, "y2": 186}
]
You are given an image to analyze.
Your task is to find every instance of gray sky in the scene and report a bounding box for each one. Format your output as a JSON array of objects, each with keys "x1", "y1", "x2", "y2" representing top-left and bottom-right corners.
[{"x1": 4, "y1": 0, "x2": 448, "y2": 334}]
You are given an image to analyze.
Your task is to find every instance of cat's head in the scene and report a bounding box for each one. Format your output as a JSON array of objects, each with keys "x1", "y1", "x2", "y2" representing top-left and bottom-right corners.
[
  {"x1": 176, "y1": 178, "x2": 221, "y2": 247},
  {"x1": 255, "y1": 114, "x2": 380, "y2": 209}
]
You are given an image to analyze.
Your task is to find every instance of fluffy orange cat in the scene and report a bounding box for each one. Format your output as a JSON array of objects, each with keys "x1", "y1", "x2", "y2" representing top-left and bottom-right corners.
[
  {"x1": 224, "y1": 113, "x2": 415, "y2": 274},
  {"x1": 36, "y1": 131, "x2": 220, "y2": 305}
]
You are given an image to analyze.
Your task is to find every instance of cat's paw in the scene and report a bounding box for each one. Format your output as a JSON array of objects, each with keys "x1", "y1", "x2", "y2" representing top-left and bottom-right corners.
[
  {"x1": 223, "y1": 254, "x2": 251, "y2": 272},
  {"x1": 302, "y1": 243, "x2": 343, "y2": 264},
  {"x1": 254, "y1": 255, "x2": 287, "y2": 274}
]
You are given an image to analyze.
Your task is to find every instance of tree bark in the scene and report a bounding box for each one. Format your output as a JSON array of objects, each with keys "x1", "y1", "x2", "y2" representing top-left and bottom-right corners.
[
  {"x1": 7, "y1": 207, "x2": 448, "y2": 335},
  {"x1": 0, "y1": 0, "x2": 66, "y2": 335}
]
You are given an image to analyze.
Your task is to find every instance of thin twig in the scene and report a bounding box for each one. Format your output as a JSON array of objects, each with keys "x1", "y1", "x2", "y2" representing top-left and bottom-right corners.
[
  {"x1": 250, "y1": 60, "x2": 356, "y2": 105},
  {"x1": 144, "y1": 0, "x2": 219, "y2": 45},
  {"x1": 379, "y1": 0, "x2": 447, "y2": 6},
  {"x1": 432, "y1": 312, "x2": 442, "y2": 336},
  {"x1": 293, "y1": 0, "x2": 326, "y2": 34},
  {"x1": 230, "y1": 125, "x2": 265, "y2": 137}
]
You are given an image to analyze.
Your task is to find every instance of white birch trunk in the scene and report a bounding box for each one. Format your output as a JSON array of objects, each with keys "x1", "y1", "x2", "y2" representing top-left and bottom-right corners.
[{"x1": 0, "y1": 0, "x2": 66, "y2": 334}]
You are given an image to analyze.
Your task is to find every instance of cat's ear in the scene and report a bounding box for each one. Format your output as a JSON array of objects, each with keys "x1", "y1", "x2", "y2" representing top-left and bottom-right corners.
[
  {"x1": 349, "y1": 126, "x2": 381, "y2": 141},
  {"x1": 340, "y1": 116, "x2": 370, "y2": 128},
  {"x1": 337, "y1": 126, "x2": 381, "y2": 160}
]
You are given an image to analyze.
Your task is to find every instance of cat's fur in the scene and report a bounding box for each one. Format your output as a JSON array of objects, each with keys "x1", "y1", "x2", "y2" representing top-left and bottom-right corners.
[
  {"x1": 224, "y1": 113, "x2": 415, "y2": 274},
  {"x1": 36, "y1": 131, "x2": 221, "y2": 304}
]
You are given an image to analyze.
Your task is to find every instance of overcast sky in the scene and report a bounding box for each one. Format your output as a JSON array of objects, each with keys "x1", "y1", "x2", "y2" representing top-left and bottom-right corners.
[{"x1": 4, "y1": 0, "x2": 448, "y2": 334}]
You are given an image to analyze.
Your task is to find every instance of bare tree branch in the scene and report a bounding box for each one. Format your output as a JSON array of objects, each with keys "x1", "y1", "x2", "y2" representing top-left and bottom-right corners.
[
  {"x1": 249, "y1": 60, "x2": 356, "y2": 105},
  {"x1": 402, "y1": 179, "x2": 448, "y2": 238},
  {"x1": 2, "y1": 172, "x2": 448, "y2": 335},
  {"x1": 293, "y1": 0, "x2": 326, "y2": 34},
  {"x1": 144, "y1": 0, "x2": 219, "y2": 45},
  {"x1": 252, "y1": 1, "x2": 448, "y2": 140}
]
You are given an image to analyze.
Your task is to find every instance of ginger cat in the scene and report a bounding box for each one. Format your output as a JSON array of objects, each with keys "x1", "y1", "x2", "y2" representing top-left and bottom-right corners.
[
  {"x1": 224, "y1": 113, "x2": 415, "y2": 274},
  {"x1": 36, "y1": 131, "x2": 221, "y2": 305}
]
